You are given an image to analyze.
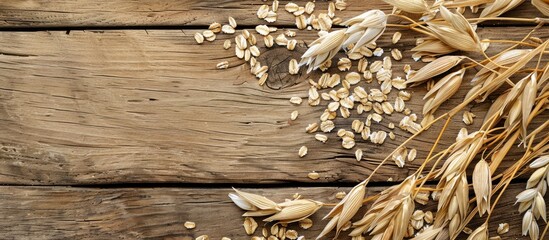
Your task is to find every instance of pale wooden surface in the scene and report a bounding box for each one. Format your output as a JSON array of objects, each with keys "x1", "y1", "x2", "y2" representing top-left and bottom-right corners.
[
  {"x1": 0, "y1": 1, "x2": 547, "y2": 239},
  {"x1": 0, "y1": 0, "x2": 541, "y2": 28},
  {"x1": 0, "y1": 28, "x2": 546, "y2": 185},
  {"x1": 0, "y1": 185, "x2": 539, "y2": 239}
]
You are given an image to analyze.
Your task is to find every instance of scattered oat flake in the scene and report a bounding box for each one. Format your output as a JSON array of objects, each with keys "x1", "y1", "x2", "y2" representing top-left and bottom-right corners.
[
  {"x1": 463, "y1": 111, "x2": 475, "y2": 125},
  {"x1": 355, "y1": 149, "x2": 363, "y2": 161},
  {"x1": 305, "y1": 122, "x2": 319, "y2": 133},
  {"x1": 315, "y1": 134, "x2": 328, "y2": 143},
  {"x1": 298, "y1": 146, "x2": 308, "y2": 157},
  {"x1": 286, "y1": 230, "x2": 298, "y2": 240},
  {"x1": 208, "y1": 22, "x2": 221, "y2": 33},
  {"x1": 228, "y1": 17, "x2": 237, "y2": 28},
  {"x1": 257, "y1": 5, "x2": 269, "y2": 19},
  {"x1": 223, "y1": 39, "x2": 231, "y2": 49},
  {"x1": 287, "y1": 39, "x2": 297, "y2": 50},
  {"x1": 184, "y1": 221, "x2": 196, "y2": 229},
  {"x1": 424, "y1": 211, "x2": 434, "y2": 224},
  {"x1": 285, "y1": 2, "x2": 299, "y2": 13},
  {"x1": 497, "y1": 223, "x2": 509, "y2": 234},
  {"x1": 373, "y1": 48, "x2": 384, "y2": 57},
  {"x1": 255, "y1": 25, "x2": 270, "y2": 36},
  {"x1": 216, "y1": 61, "x2": 229, "y2": 69},
  {"x1": 391, "y1": 48, "x2": 402, "y2": 61},
  {"x1": 291, "y1": 110, "x2": 299, "y2": 120},
  {"x1": 222, "y1": 25, "x2": 235, "y2": 34},
  {"x1": 338, "y1": 58, "x2": 352, "y2": 71},
  {"x1": 299, "y1": 218, "x2": 313, "y2": 229},
  {"x1": 243, "y1": 217, "x2": 258, "y2": 235},
  {"x1": 290, "y1": 96, "x2": 302, "y2": 105},
  {"x1": 289, "y1": 59, "x2": 299, "y2": 75},
  {"x1": 392, "y1": 32, "x2": 402, "y2": 44},
  {"x1": 408, "y1": 148, "x2": 417, "y2": 162},
  {"x1": 308, "y1": 171, "x2": 320, "y2": 180},
  {"x1": 196, "y1": 235, "x2": 209, "y2": 240},
  {"x1": 194, "y1": 33, "x2": 204, "y2": 44},
  {"x1": 335, "y1": 0, "x2": 348, "y2": 10},
  {"x1": 305, "y1": 2, "x2": 315, "y2": 14},
  {"x1": 342, "y1": 137, "x2": 355, "y2": 149}
]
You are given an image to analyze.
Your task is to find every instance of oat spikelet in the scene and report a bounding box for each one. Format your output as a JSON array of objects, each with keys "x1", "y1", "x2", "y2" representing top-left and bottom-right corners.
[
  {"x1": 301, "y1": 29, "x2": 347, "y2": 73},
  {"x1": 521, "y1": 73, "x2": 537, "y2": 136},
  {"x1": 466, "y1": 223, "x2": 488, "y2": 240},
  {"x1": 320, "y1": 181, "x2": 367, "y2": 238},
  {"x1": 406, "y1": 56, "x2": 465, "y2": 85},
  {"x1": 302, "y1": 10, "x2": 387, "y2": 72},
  {"x1": 341, "y1": 10, "x2": 387, "y2": 53},
  {"x1": 427, "y1": 6, "x2": 482, "y2": 52},
  {"x1": 517, "y1": 155, "x2": 549, "y2": 240},
  {"x1": 411, "y1": 37, "x2": 457, "y2": 60},
  {"x1": 472, "y1": 159, "x2": 492, "y2": 216},
  {"x1": 230, "y1": 188, "x2": 280, "y2": 211},
  {"x1": 423, "y1": 69, "x2": 465, "y2": 115},
  {"x1": 263, "y1": 199, "x2": 323, "y2": 223}
]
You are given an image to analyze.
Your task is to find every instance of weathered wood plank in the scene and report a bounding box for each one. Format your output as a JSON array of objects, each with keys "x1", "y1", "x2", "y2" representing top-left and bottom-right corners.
[
  {"x1": 0, "y1": 0, "x2": 542, "y2": 28},
  {"x1": 0, "y1": 185, "x2": 541, "y2": 239},
  {"x1": 0, "y1": 27, "x2": 546, "y2": 185}
]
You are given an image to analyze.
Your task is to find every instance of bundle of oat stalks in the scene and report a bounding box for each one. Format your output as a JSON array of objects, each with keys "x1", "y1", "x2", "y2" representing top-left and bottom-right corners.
[{"x1": 221, "y1": 1, "x2": 549, "y2": 240}]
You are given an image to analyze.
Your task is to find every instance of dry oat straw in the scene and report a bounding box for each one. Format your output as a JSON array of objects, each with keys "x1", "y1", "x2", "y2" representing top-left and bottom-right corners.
[{"x1": 191, "y1": 0, "x2": 549, "y2": 239}]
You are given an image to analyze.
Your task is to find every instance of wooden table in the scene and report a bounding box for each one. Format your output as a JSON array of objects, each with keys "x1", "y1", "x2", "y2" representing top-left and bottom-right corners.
[{"x1": 0, "y1": 1, "x2": 546, "y2": 239}]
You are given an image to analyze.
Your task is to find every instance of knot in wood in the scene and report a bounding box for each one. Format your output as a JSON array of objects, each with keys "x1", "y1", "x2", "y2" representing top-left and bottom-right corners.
[{"x1": 257, "y1": 47, "x2": 305, "y2": 90}]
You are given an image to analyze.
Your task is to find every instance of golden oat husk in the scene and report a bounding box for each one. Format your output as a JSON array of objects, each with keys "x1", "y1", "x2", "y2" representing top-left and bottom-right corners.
[
  {"x1": 472, "y1": 159, "x2": 492, "y2": 216},
  {"x1": 480, "y1": 0, "x2": 526, "y2": 18},
  {"x1": 264, "y1": 199, "x2": 323, "y2": 223},
  {"x1": 532, "y1": 0, "x2": 549, "y2": 16},
  {"x1": 427, "y1": 6, "x2": 482, "y2": 52},
  {"x1": 423, "y1": 69, "x2": 465, "y2": 115},
  {"x1": 231, "y1": 188, "x2": 280, "y2": 211},
  {"x1": 406, "y1": 56, "x2": 465, "y2": 85}
]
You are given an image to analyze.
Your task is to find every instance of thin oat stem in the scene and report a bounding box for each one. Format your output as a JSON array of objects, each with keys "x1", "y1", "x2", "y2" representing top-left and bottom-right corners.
[
  {"x1": 443, "y1": 0, "x2": 493, "y2": 8},
  {"x1": 542, "y1": 221, "x2": 549, "y2": 239},
  {"x1": 480, "y1": 48, "x2": 510, "y2": 73},
  {"x1": 483, "y1": 39, "x2": 539, "y2": 47},
  {"x1": 535, "y1": 41, "x2": 547, "y2": 71},
  {"x1": 475, "y1": 23, "x2": 541, "y2": 68},
  {"x1": 413, "y1": 116, "x2": 452, "y2": 198},
  {"x1": 388, "y1": 14, "x2": 437, "y2": 38},
  {"x1": 463, "y1": 57, "x2": 515, "y2": 86},
  {"x1": 386, "y1": 23, "x2": 415, "y2": 29},
  {"x1": 486, "y1": 134, "x2": 549, "y2": 222},
  {"x1": 485, "y1": 154, "x2": 530, "y2": 222},
  {"x1": 467, "y1": 17, "x2": 541, "y2": 23}
]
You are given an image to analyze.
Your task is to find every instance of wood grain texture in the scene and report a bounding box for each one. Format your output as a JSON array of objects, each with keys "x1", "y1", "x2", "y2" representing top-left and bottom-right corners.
[
  {"x1": 0, "y1": 27, "x2": 546, "y2": 185},
  {"x1": 0, "y1": 185, "x2": 542, "y2": 239},
  {"x1": 0, "y1": 0, "x2": 542, "y2": 28}
]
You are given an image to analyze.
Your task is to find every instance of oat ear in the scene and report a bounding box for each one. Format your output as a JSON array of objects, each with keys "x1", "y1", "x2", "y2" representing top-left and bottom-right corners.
[{"x1": 233, "y1": 188, "x2": 281, "y2": 211}]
